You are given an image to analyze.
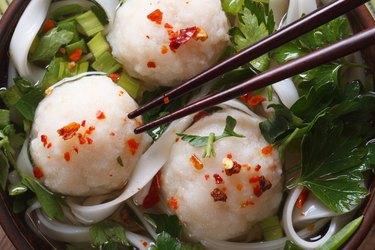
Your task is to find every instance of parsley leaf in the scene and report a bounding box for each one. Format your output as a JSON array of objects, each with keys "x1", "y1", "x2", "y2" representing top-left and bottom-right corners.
[
  {"x1": 89, "y1": 219, "x2": 129, "y2": 249},
  {"x1": 176, "y1": 116, "x2": 245, "y2": 158},
  {"x1": 221, "y1": 0, "x2": 245, "y2": 14},
  {"x1": 21, "y1": 174, "x2": 64, "y2": 220},
  {"x1": 291, "y1": 120, "x2": 374, "y2": 213},
  {"x1": 144, "y1": 214, "x2": 182, "y2": 238},
  {"x1": 151, "y1": 232, "x2": 203, "y2": 250}
]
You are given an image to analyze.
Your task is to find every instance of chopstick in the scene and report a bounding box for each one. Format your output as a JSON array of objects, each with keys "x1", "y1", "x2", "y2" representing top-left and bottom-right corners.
[
  {"x1": 128, "y1": 0, "x2": 369, "y2": 119},
  {"x1": 133, "y1": 27, "x2": 375, "y2": 134}
]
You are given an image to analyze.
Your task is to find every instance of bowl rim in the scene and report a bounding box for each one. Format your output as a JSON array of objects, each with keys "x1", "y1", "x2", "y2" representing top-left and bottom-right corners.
[{"x1": 0, "y1": 1, "x2": 374, "y2": 249}]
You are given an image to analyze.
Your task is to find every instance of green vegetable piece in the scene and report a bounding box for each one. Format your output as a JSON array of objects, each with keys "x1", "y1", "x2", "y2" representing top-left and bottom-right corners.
[
  {"x1": 144, "y1": 214, "x2": 182, "y2": 238},
  {"x1": 21, "y1": 174, "x2": 64, "y2": 220},
  {"x1": 57, "y1": 21, "x2": 80, "y2": 43},
  {"x1": 0, "y1": 151, "x2": 9, "y2": 190},
  {"x1": 151, "y1": 232, "x2": 204, "y2": 250},
  {"x1": 91, "y1": 51, "x2": 121, "y2": 74},
  {"x1": 202, "y1": 132, "x2": 216, "y2": 158},
  {"x1": 284, "y1": 240, "x2": 303, "y2": 250},
  {"x1": 0, "y1": 109, "x2": 10, "y2": 129},
  {"x1": 221, "y1": 0, "x2": 245, "y2": 14},
  {"x1": 260, "y1": 216, "x2": 283, "y2": 241},
  {"x1": 77, "y1": 61, "x2": 89, "y2": 74},
  {"x1": 318, "y1": 216, "x2": 363, "y2": 250},
  {"x1": 51, "y1": 4, "x2": 84, "y2": 20},
  {"x1": 8, "y1": 182, "x2": 28, "y2": 196},
  {"x1": 29, "y1": 28, "x2": 74, "y2": 64},
  {"x1": 15, "y1": 88, "x2": 45, "y2": 121},
  {"x1": 89, "y1": 219, "x2": 129, "y2": 248},
  {"x1": 87, "y1": 32, "x2": 110, "y2": 58},
  {"x1": 177, "y1": 116, "x2": 245, "y2": 158},
  {"x1": 66, "y1": 39, "x2": 88, "y2": 55},
  {"x1": 75, "y1": 10, "x2": 104, "y2": 37},
  {"x1": 91, "y1": 5, "x2": 109, "y2": 25},
  {"x1": 116, "y1": 71, "x2": 141, "y2": 99},
  {"x1": 40, "y1": 57, "x2": 66, "y2": 89},
  {"x1": 0, "y1": 85, "x2": 22, "y2": 107}
]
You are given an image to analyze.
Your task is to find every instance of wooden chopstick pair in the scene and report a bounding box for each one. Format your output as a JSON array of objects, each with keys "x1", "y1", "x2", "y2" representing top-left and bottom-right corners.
[{"x1": 129, "y1": 0, "x2": 372, "y2": 134}]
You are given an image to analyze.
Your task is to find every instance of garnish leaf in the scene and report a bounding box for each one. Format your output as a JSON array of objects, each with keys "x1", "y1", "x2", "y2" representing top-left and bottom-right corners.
[
  {"x1": 89, "y1": 219, "x2": 129, "y2": 248},
  {"x1": 30, "y1": 27, "x2": 74, "y2": 64},
  {"x1": 177, "y1": 116, "x2": 245, "y2": 158},
  {"x1": 144, "y1": 213, "x2": 182, "y2": 238},
  {"x1": 21, "y1": 174, "x2": 64, "y2": 220},
  {"x1": 0, "y1": 151, "x2": 9, "y2": 190},
  {"x1": 151, "y1": 232, "x2": 203, "y2": 250},
  {"x1": 221, "y1": 0, "x2": 245, "y2": 14},
  {"x1": 14, "y1": 87, "x2": 45, "y2": 121}
]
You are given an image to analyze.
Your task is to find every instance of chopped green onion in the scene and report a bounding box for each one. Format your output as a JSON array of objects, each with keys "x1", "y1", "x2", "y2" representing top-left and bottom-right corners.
[
  {"x1": 202, "y1": 132, "x2": 216, "y2": 158},
  {"x1": 57, "y1": 21, "x2": 80, "y2": 43},
  {"x1": 260, "y1": 216, "x2": 283, "y2": 241},
  {"x1": 116, "y1": 71, "x2": 141, "y2": 99},
  {"x1": 91, "y1": 51, "x2": 121, "y2": 74},
  {"x1": 87, "y1": 32, "x2": 110, "y2": 58},
  {"x1": 51, "y1": 4, "x2": 84, "y2": 20},
  {"x1": 75, "y1": 10, "x2": 104, "y2": 37},
  {"x1": 318, "y1": 216, "x2": 364, "y2": 250},
  {"x1": 66, "y1": 39, "x2": 88, "y2": 55}
]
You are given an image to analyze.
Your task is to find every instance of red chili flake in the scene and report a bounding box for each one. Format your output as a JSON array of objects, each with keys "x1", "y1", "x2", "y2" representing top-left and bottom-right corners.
[
  {"x1": 119, "y1": 91, "x2": 124, "y2": 96},
  {"x1": 221, "y1": 169, "x2": 225, "y2": 173},
  {"x1": 141, "y1": 240, "x2": 148, "y2": 247},
  {"x1": 168, "y1": 26, "x2": 207, "y2": 53},
  {"x1": 248, "y1": 96, "x2": 266, "y2": 107},
  {"x1": 57, "y1": 122, "x2": 81, "y2": 140},
  {"x1": 47, "y1": 143, "x2": 52, "y2": 149},
  {"x1": 193, "y1": 27, "x2": 208, "y2": 41},
  {"x1": 261, "y1": 145, "x2": 273, "y2": 155},
  {"x1": 146, "y1": 35, "x2": 151, "y2": 39},
  {"x1": 59, "y1": 48, "x2": 66, "y2": 55},
  {"x1": 73, "y1": 146, "x2": 79, "y2": 154},
  {"x1": 147, "y1": 61, "x2": 156, "y2": 68},
  {"x1": 193, "y1": 111, "x2": 208, "y2": 122},
  {"x1": 81, "y1": 120, "x2": 86, "y2": 127},
  {"x1": 240, "y1": 200, "x2": 255, "y2": 208},
  {"x1": 69, "y1": 49, "x2": 82, "y2": 62},
  {"x1": 147, "y1": 9, "x2": 163, "y2": 24},
  {"x1": 204, "y1": 174, "x2": 210, "y2": 180},
  {"x1": 175, "y1": 137, "x2": 180, "y2": 142},
  {"x1": 242, "y1": 164, "x2": 251, "y2": 171},
  {"x1": 163, "y1": 96, "x2": 170, "y2": 104},
  {"x1": 33, "y1": 166, "x2": 44, "y2": 179},
  {"x1": 296, "y1": 188, "x2": 310, "y2": 209},
  {"x1": 64, "y1": 152, "x2": 71, "y2": 162},
  {"x1": 259, "y1": 176, "x2": 272, "y2": 190},
  {"x1": 161, "y1": 45, "x2": 168, "y2": 54},
  {"x1": 110, "y1": 132, "x2": 116, "y2": 136},
  {"x1": 87, "y1": 137, "x2": 93, "y2": 144},
  {"x1": 78, "y1": 133, "x2": 86, "y2": 144},
  {"x1": 253, "y1": 185, "x2": 262, "y2": 197},
  {"x1": 254, "y1": 164, "x2": 261, "y2": 172},
  {"x1": 108, "y1": 73, "x2": 120, "y2": 82},
  {"x1": 41, "y1": 135, "x2": 48, "y2": 147},
  {"x1": 236, "y1": 183, "x2": 243, "y2": 191},
  {"x1": 96, "y1": 110, "x2": 106, "y2": 120},
  {"x1": 164, "y1": 23, "x2": 173, "y2": 29},
  {"x1": 143, "y1": 172, "x2": 161, "y2": 208},
  {"x1": 213, "y1": 174, "x2": 224, "y2": 184},
  {"x1": 86, "y1": 126, "x2": 95, "y2": 135},
  {"x1": 168, "y1": 196, "x2": 179, "y2": 210},
  {"x1": 127, "y1": 138, "x2": 140, "y2": 155},
  {"x1": 225, "y1": 161, "x2": 241, "y2": 176},
  {"x1": 190, "y1": 154, "x2": 204, "y2": 170},
  {"x1": 249, "y1": 176, "x2": 260, "y2": 183},
  {"x1": 42, "y1": 19, "x2": 55, "y2": 32},
  {"x1": 227, "y1": 153, "x2": 233, "y2": 159},
  {"x1": 211, "y1": 188, "x2": 227, "y2": 202}
]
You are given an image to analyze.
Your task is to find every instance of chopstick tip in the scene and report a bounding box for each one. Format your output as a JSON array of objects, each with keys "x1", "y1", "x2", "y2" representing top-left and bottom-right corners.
[{"x1": 128, "y1": 111, "x2": 139, "y2": 119}]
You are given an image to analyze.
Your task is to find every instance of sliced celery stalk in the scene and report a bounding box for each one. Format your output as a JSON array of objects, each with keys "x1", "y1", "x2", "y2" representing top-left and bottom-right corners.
[
  {"x1": 87, "y1": 32, "x2": 110, "y2": 58},
  {"x1": 260, "y1": 216, "x2": 283, "y2": 241},
  {"x1": 57, "y1": 21, "x2": 80, "y2": 43},
  {"x1": 75, "y1": 10, "x2": 104, "y2": 37},
  {"x1": 78, "y1": 61, "x2": 89, "y2": 74},
  {"x1": 66, "y1": 39, "x2": 88, "y2": 55},
  {"x1": 117, "y1": 71, "x2": 141, "y2": 99},
  {"x1": 51, "y1": 4, "x2": 84, "y2": 20},
  {"x1": 91, "y1": 51, "x2": 121, "y2": 74}
]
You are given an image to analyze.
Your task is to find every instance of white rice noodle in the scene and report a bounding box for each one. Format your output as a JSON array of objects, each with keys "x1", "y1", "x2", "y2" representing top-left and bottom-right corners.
[
  {"x1": 201, "y1": 218, "x2": 329, "y2": 250},
  {"x1": 16, "y1": 139, "x2": 33, "y2": 177},
  {"x1": 282, "y1": 186, "x2": 353, "y2": 249},
  {"x1": 66, "y1": 114, "x2": 195, "y2": 224},
  {"x1": 49, "y1": 0, "x2": 94, "y2": 12},
  {"x1": 285, "y1": 0, "x2": 317, "y2": 25},
  {"x1": 269, "y1": 0, "x2": 289, "y2": 27},
  {"x1": 126, "y1": 201, "x2": 157, "y2": 240},
  {"x1": 272, "y1": 78, "x2": 299, "y2": 108},
  {"x1": 219, "y1": 99, "x2": 262, "y2": 119},
  {"x1": 9, "y1": 0, "x2": 50, "y2": 83}
]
